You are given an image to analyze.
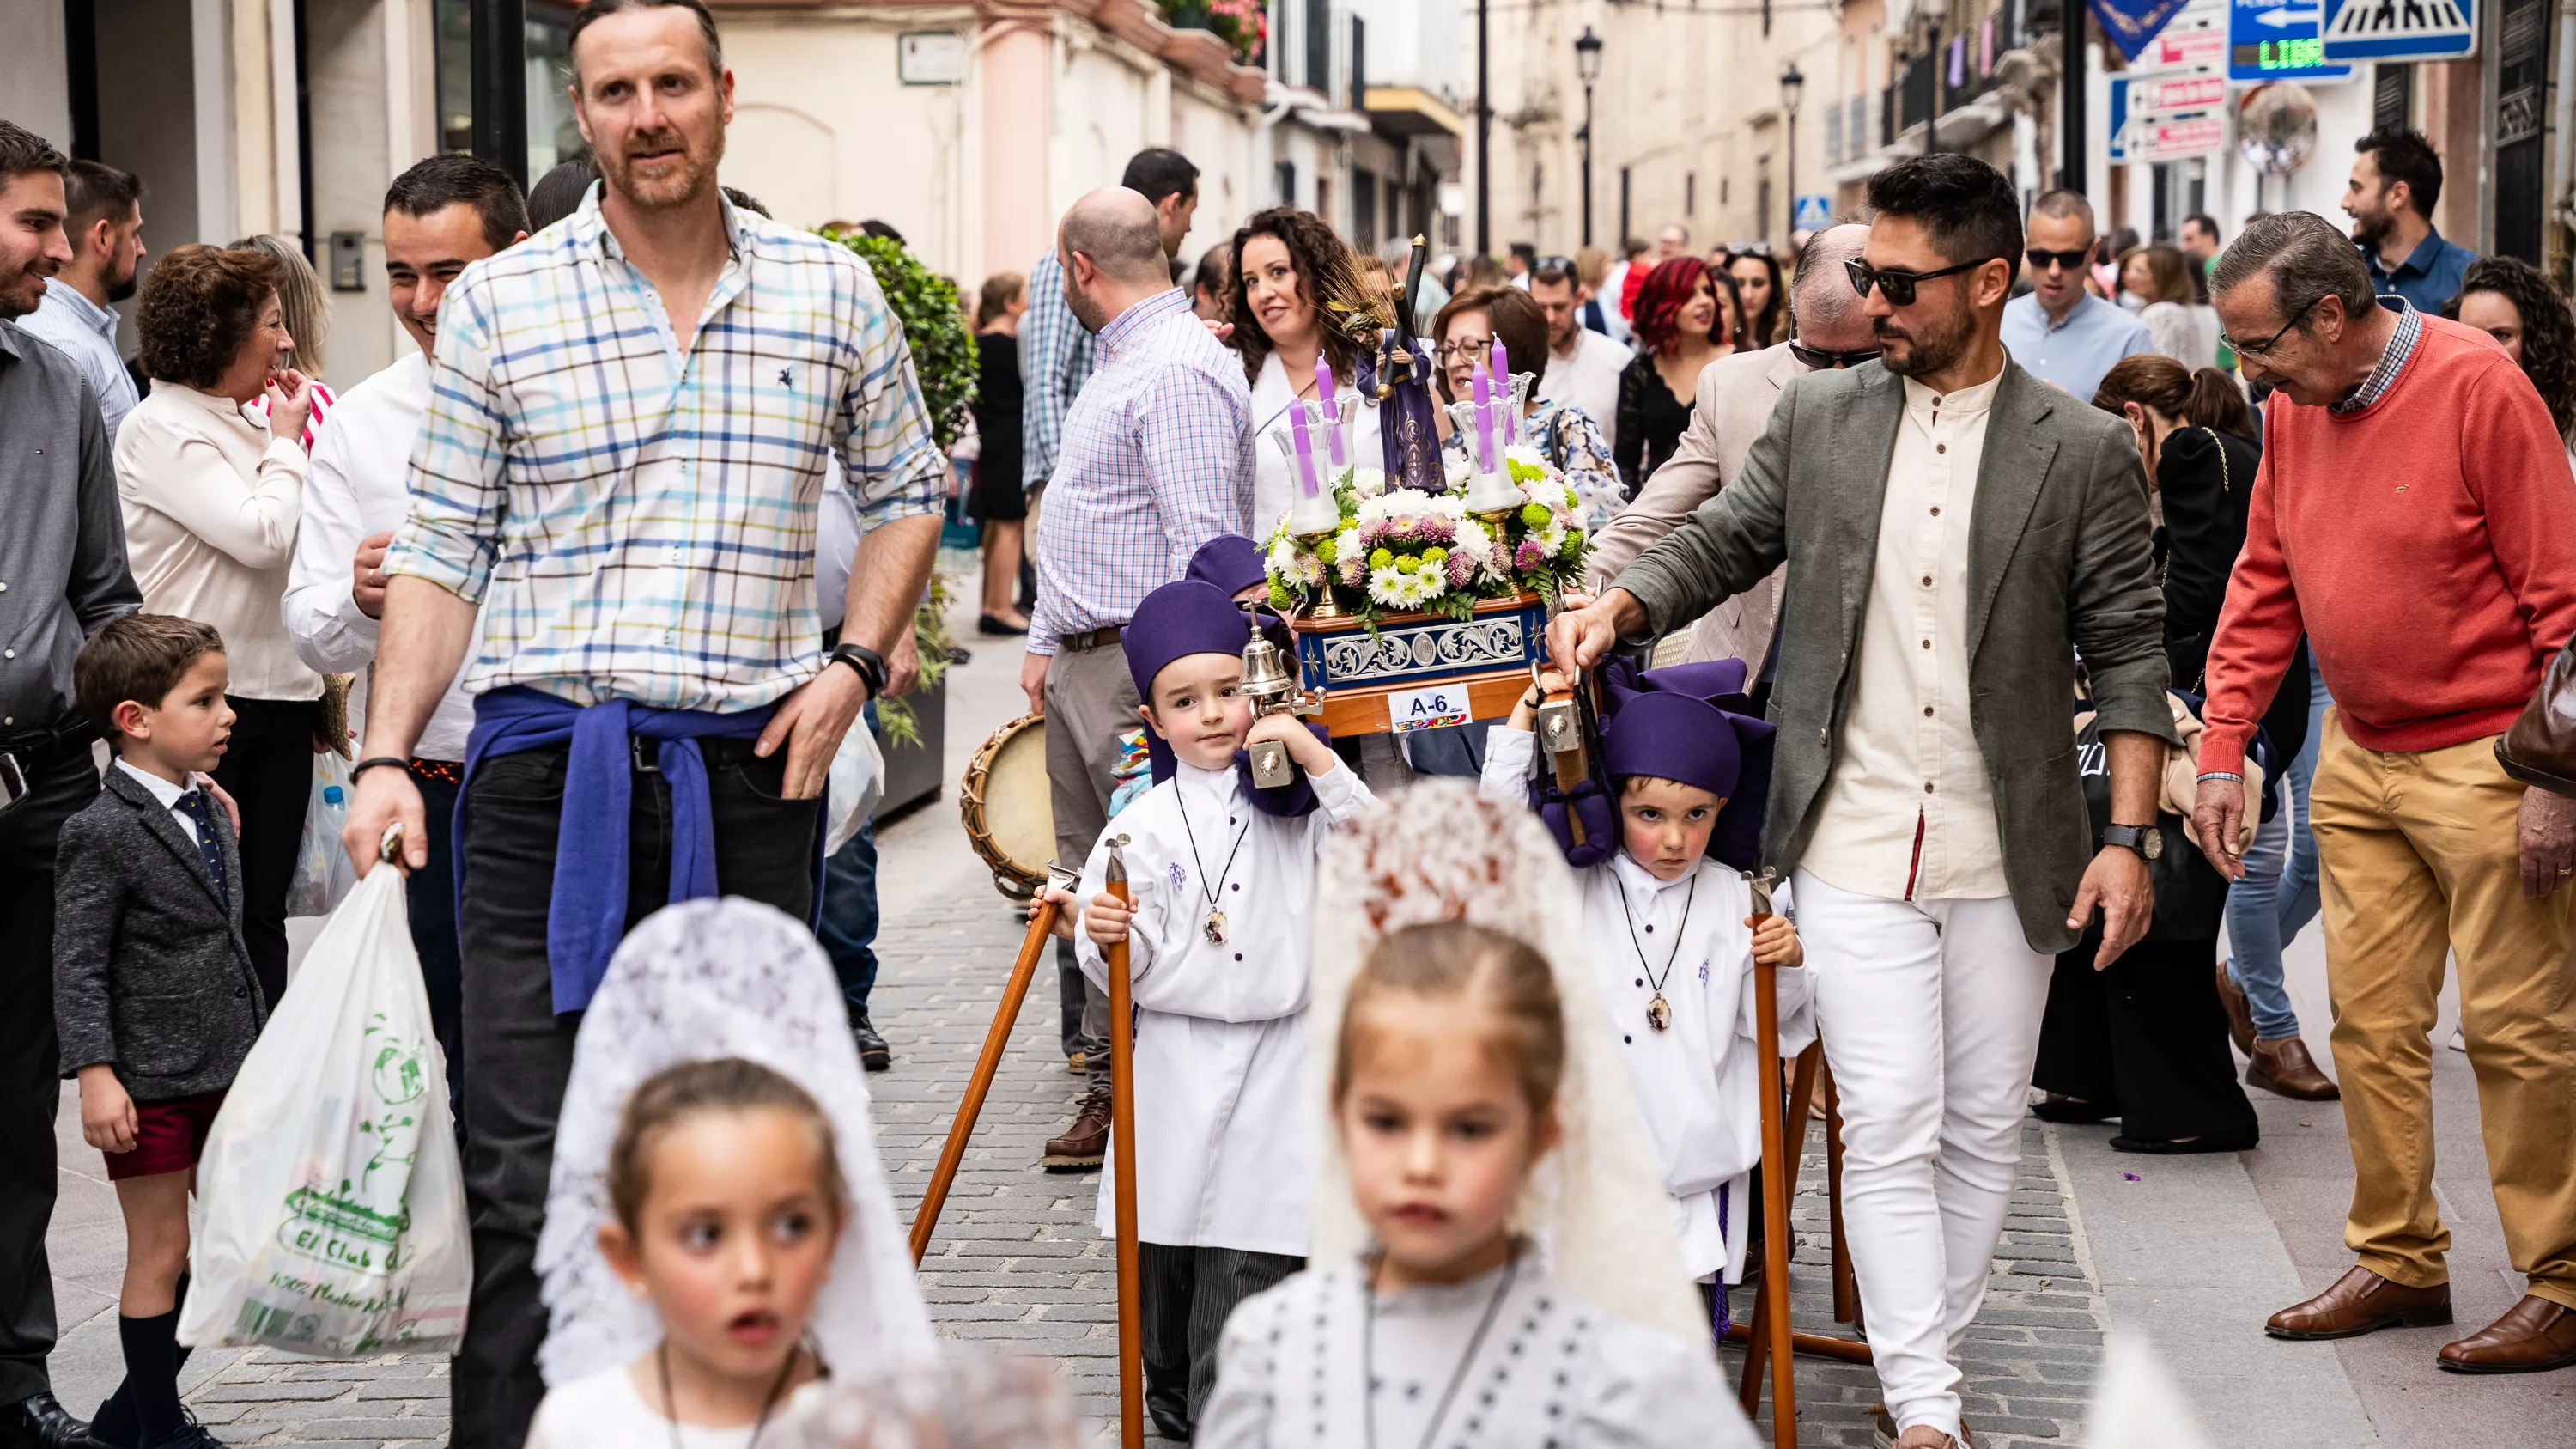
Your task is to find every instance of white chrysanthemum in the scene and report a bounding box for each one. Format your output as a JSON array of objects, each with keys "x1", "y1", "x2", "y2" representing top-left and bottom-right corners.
[
  {"x1": 1503, "y1": 442, "x2": 1546, "y2": 472},
  {"x1": 1443, "y1": 455, "x2": 1475, "y2": 487},
  {"x1": 1533, "y1": 521, "x2": 1569, "y2": 557},
  {"x1": 1452, "y1": 515, "x2": 1504, "y2": 580},
  {"x1": 1267, "y1": 533, "x2": 1300, "y2": 575},
  {"x1": 1348, "y1": 466, "x2": 1388, "y2": 498},
  {"x1": 1367, "y1": 562, "x2": 1444, "y2": 609}
]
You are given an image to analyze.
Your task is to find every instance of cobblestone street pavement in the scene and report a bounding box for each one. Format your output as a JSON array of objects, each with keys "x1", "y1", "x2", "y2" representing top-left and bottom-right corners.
[{"x1": 49, "y1": 606, "x2": 2117, "y2": 1446}]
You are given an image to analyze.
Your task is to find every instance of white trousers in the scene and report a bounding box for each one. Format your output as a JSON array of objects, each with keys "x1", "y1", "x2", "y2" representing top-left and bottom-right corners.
[{"x1": 1792, "y1": 869, "x2": 2054, "y2": 1437}]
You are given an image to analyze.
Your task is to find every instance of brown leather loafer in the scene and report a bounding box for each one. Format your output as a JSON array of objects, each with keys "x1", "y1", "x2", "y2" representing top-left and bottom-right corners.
[
  {"x1": 2247, "y1": 1036, "x2": 2341, "y2": 1100},
  {"x1": 2266, "y1": 1265, "x2": 2451, "y2": 1340},
  {"x1": 2215, "y1": 963, "x2": 2257, "y2": 1056},
  {"x1": 2437, "y1": 1295, "x2": 2576, "y2": 1373}
]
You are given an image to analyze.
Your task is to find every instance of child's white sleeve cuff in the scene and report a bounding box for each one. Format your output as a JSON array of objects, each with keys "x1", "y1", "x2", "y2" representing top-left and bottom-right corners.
[
  {"x1": 1479, "y1": 724, "x2": 1535, "y2": 807},
  {"x1": 1311, "y1": 754, "x2": 1376, "y2": 825}
]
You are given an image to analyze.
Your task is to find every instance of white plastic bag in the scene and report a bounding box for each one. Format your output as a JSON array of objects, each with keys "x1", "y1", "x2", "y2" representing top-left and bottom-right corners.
[
  {"x1": 825, "y1": 713, "x2": 885, "y2": 856},
  {"x1": 180, "y1": 840, "x2": 470, "y2": 1355},
  {"x1": 283, "y1": 753, "x2": 358, "y2": 917}
]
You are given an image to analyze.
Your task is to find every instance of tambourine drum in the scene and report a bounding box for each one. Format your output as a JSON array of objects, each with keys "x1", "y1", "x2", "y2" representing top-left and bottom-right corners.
[{"x1": 960, "y1": 714, "x2": 1054, "y2": 901}]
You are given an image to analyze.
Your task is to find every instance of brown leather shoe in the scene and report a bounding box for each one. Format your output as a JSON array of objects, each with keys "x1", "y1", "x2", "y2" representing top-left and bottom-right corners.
[
  {"x1": 2246, "y1": 1036, "x2": 2341, "y2": 1100},
  {"x1": 1042, "y1": 1082, "x2": 1112, "y2": 1171},
  {"x1": 2215, "y1": 963, "x2": 2257, "y2": 1057},
  {"x1": 2437, "y1": 1294, "x2": 2576, "y2": 1373},
  {"x1": 1868, "y1": 1405, "x2": 1973, "y2": 1447},
  {"x1": 2266, "y1": 1265, "x2": 2451, "y2": 1340}
]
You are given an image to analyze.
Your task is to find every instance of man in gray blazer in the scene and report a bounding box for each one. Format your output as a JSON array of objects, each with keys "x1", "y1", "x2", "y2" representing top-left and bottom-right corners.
[
  {"x1": 1552, "y1": 156, "x2": 2173, "y2": 1449},
  {"x1": 1586, "y1": 222, "x2": 1880, "y2": 671}
]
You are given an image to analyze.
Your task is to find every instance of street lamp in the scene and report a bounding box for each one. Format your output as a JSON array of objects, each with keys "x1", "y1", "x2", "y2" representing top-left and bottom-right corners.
[
  {"x1": 1575, "y1": 27, "x2": 1604, "y2": 248},
  {"x1": 1779, "y1": 62, "x2": 1804, "y2": 247},
  {"x1": 1921, "y1": 0, "x2": 1947, "y2": 155}
]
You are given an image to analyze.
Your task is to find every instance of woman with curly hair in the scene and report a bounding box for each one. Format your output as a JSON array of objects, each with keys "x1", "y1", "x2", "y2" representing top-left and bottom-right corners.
[
  {"x1": 1225, "y1": 207, "x2": 1384, "y2": 534},
  {"x1": 2450, "y1": 255, "x2": 2576, "y2": 454},
  {"x1": 112, "y1": 242, "x2": 325, "y2": 1006},
  {"x1": 229, "y1": 234, "x2": 339, "y2": 450},
  {"x1": 1613, "y1": 256, "x2": 1738, "y2": 494}
]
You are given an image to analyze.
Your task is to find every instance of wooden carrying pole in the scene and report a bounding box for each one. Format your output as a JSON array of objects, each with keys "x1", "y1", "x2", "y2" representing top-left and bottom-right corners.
[
  {"x1": 1723, "y1": 1044, "x2": 1875, "y2": 1395},
  {"x1": 908, "y1": 872, "x2": 1072, "y2": 1266},
  {"x1": 1747, "y1": 943, "x2": 1799, "y2": 1446},
  {"x1": 1103, "y1": 848, "x2": 1146, "y2": 1449}
]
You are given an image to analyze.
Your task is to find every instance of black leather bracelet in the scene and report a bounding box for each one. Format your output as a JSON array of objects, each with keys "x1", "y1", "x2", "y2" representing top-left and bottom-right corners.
[
  {"x1": 828, "y1": 642, "x2": 889, "y2": 697},
  {"x1": 350, "y1": 755, "x2": 411, "y2": 781}
]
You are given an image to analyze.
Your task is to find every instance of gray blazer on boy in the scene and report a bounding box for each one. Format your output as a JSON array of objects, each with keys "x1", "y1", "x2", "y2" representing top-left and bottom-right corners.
[
  {"x1": 1612, "y1": 359, "x2": 2176, "y2": 956},
  {"x1": 54, "y1": 765, "x2": 268, "y2": 1100}
]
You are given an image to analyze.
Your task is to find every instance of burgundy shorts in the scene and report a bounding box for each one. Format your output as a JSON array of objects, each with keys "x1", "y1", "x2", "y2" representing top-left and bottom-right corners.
[{"x1": 103, "y1": 1089, "x2": 227, "y2": 1181}]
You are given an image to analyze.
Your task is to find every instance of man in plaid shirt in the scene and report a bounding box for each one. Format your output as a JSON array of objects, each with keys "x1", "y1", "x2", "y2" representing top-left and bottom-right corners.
[
  {"x1": 339, "y1": 3, "x2": 943, "y2": 1442},
  {"x1": 1022, "y1": 186, "x2": 1254, "y2": 1169}
]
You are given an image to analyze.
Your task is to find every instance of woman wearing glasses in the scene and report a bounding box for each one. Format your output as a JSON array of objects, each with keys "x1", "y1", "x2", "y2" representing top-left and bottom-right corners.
[
  {"x1": 1613, "y1": 257, "x2": 1741, "y2": 496},
  {"x1": 1224, "y1": 208, "x2": 1385, "y2": 536},
  {"x1": 1428, "y1": 286, "x2": 1622, "y2": 530}
]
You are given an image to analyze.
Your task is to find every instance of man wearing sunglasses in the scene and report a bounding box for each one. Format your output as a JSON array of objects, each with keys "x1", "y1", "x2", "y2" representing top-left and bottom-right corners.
[
  {"x1": 2193, "y1": 211, "x2": 2576, "y2": 1376},
  {"x1": 1586, "y1": 222, "x2": 1875, "y2": 673},
  {"x1": 1998, "y1": 190, "x2": 2152, "y2": 401},
  {"x1": 1552, "y1": 155, "x2": 2172, "y2": 1449}
]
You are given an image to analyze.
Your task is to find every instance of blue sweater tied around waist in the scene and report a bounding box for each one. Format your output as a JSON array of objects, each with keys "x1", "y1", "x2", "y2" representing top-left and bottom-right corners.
[{"x1": 459, "y1": 685, "x2": 812, "y2": 1014}]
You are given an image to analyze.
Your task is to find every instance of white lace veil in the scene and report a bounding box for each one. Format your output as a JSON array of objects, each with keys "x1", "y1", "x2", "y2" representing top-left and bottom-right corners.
[
  {"x1": 536, "y1": 898, "x2": 938, "y2": 1385},
  {"x1": 1307, "y1": 780, "x2": 1706, "y2": 1342}
]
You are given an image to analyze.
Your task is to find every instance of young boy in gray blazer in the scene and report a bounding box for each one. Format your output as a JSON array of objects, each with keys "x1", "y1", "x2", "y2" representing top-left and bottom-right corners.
[{"x1": 55, "y1": 613, "x2": 268, "y2": 1449}]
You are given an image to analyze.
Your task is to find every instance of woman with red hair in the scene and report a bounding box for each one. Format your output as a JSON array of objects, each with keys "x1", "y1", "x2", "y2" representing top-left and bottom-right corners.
[{"x1": 1613, "y1": 256, "x2": 1738, "y2": 494}]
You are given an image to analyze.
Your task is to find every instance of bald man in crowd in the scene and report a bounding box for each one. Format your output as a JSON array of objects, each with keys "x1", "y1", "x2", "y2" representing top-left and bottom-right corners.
[
  {"x1": 1588, "y1": 222, "x2": 1879, "y2": 678},
  {"x1": 1021, "y1": 186, "x2": 1254, "y2": 1169}
]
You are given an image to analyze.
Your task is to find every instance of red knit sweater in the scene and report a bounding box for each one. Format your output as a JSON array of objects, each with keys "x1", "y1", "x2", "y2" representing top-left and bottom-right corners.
[{"x1": 2200, "y1": 314, "x2": 2576, "y2": 775}]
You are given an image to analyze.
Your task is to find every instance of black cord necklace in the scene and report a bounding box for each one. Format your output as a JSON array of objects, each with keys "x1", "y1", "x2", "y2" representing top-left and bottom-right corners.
[
  {"x1": 658, "y1": 1338, "x2": 800, "y2": 1449},
  {"x1": 1359, "y1": 1249, "x2": 1521, "y2": 1449},
  {"x1": 1174, "y1": 778, "x2": 1253, "y2": 945},
  {"x1": 1616, "y1": 870, "x2": 1696, "y2": 1032}
]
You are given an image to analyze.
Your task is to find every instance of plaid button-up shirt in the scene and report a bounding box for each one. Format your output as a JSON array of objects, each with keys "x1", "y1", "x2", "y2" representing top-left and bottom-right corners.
[
  {"x1": 2331, "y1": 295, "x2": 2421, "y2": 415},
  {"x1": 381, "y1": 187, "x2": 945, "y2": 712},
  {"x1": 1019, "y1": 247, "x2": 1095, "y2": 488},
  {"x1": 1027, "y1": 288, "x2": 1253, "y2": 654}
]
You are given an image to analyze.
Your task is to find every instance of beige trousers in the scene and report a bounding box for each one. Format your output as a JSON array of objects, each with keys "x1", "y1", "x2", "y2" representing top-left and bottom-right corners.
[{"x1": 2309, "y1": 711, "x2": 2576, "y2": 1308}]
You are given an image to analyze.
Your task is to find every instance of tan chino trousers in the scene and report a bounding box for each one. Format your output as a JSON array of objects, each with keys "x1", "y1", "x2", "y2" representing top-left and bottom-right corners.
[{"x1": 2309, "y1": 711, "x2": 2576, "y2": 1309}]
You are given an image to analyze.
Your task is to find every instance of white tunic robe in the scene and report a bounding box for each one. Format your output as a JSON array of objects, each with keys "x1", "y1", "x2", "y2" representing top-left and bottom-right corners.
[
  {"x1": 1480, "y1": 728, "x2": 1816, "y2": 1283},
  {"x1": 1077, "y1": 758, "x2": 1377, "y2": 1256},
  {"x1": 1197, "y1": 1255, "x2": 1760, "y2": 1449}
]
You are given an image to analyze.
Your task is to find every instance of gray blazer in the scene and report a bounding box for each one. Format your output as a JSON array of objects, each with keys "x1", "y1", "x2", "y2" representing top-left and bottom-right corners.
[
  {"x1": 55, "y1": 765, "x2": 269, "y2": 1100},
  {"x1": 1613, "y1": 359, "x2": 2176, "y2": 955}
]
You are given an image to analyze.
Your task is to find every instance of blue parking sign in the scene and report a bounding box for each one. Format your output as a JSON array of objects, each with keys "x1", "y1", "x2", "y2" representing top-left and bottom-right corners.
[
  {"x1": 2320, "y1": 0, "x2": 2476, "y2": 61},
  {"x1": 2229, "y1": 0, "x2": 2354, "y2": 81}
]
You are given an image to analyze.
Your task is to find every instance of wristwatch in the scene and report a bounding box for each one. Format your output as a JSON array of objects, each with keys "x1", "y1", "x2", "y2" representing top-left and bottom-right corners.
[
  {"x1": 2101, "y1": 823, "x2": 2163, "y2": 861},
  {"x1": 827, "y1": 642, "x2": 889, "y2": 697}
]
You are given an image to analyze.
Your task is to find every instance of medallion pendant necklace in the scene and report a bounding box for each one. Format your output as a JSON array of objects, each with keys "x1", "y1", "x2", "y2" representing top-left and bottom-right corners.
[
  {"x1": 1358, "y1": 1249, "x2": 1522, "y2": 1449},
  {"x1": 1616, "y1": 873, "x2": 1697, "y2": 1032},
  {"x1": 658, "y1": 1338, "x2": 799, "y2": 1449},
  {"x1": 1175, "y1": 783, "x2": 1253, "y2": 945}
]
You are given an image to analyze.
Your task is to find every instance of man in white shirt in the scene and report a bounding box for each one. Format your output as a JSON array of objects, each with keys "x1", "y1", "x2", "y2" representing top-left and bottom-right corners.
[
  {"x1": 20, "y1": 160, "x2": 143, "y2": 443},
  {"x1": 1599, "y1": 236, "x2": 1648, "y2": 345},
  {"x1": 1530, "y1": 257, "x2": 1630, "y2": 447},
  {"x1": 1552, "y1": 156, "x2": 2171, "y2": 1449},
  {"x1": 282, "y1": 153, "x2": 526, "y2": 1125}
]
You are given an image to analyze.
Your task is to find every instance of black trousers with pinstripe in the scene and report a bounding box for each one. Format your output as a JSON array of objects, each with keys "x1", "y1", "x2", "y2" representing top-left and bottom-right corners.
[{"x1": 1138, "y1": 1242, "x2": 1304, "y2": 1432}]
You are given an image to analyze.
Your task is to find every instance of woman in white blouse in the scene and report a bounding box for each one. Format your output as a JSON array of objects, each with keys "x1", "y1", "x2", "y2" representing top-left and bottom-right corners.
[
  {"x1": 115, "y1": 242, "x2": 321, "y2": 1005},
  {"x1": 2118, "y1": 243, "x2": 2220, "y2": 371},
  {"x1": 1225, "y1": 208, "x2": 1384, "y2": 537}
]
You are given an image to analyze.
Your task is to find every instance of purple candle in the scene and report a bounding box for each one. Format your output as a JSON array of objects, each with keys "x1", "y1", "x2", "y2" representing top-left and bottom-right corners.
[
  {"x1": 1470, "y1": 351, "x2": 1496, "y2": 474},
  {"x1": 1492, "y1": 338, "x2": 1517, "y2": 446},
  {"x1": 1290, "y1": 399, "x2": 1319, "y2": 498},
  {"x1": 1315, "y1": 357, "x2": 1346, "y2": 466}
]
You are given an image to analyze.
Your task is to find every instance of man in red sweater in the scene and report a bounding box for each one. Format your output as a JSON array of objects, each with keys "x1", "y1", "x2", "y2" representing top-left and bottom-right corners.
[{"x1": 2192, "y1": 211, "x2": 2576, "y2": 1374}]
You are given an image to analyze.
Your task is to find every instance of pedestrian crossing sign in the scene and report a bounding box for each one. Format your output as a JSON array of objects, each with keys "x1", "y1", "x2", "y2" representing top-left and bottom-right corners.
[{"x1": 2319, "y1": 0, "x2": 2476, "y2": 60}]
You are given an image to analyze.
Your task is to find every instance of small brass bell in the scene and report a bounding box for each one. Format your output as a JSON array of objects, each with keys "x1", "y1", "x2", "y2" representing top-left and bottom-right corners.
[{"x1": 1242, "y1": 623, "x2": 1303, "y2": 789}]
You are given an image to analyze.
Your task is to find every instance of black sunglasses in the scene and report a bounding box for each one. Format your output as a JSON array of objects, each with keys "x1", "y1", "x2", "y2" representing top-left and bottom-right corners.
[
  {"x1": 2218, "y1": 294, "x2": 2324, "y2": 358},
  {"x1": 2025, "y1": 247, "x2": 2089, "y2": 272},
  {"x1": 1789, "y1": 341, "x2": 1883, "y2": 370},
  {"x1": 1845, "y1": 256, "x2": 1997, "y2": 307}
]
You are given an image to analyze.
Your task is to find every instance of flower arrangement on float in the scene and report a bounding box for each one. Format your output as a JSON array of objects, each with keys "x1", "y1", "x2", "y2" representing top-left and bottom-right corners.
[{"x1": 1261, "y1": 341, "x2": 1588, "y2": 629}]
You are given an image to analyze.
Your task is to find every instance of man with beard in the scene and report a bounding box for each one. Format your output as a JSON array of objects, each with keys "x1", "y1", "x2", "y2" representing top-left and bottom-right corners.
[
  {"x1": 2343, "y1": 126, "x2": 2476, "y2": 314},
  {"x1": 337, "y1": 2, "x2": 946, "y2": 1441},
  {"x1": 21, "y1": 160, "x2": 144, "y2": 444},
  {"x1": 1548, "y1": 155, "x2": 2171, "y2": 1449}
]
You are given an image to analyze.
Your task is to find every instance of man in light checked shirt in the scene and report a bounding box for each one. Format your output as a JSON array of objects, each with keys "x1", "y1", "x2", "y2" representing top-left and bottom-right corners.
[
  {"x1": 337, "y1": 3, "x2": 945, "y2": 1443},
  {"x1": 1021, "y1": 186, "x2": 1255, "y2": 1171}
]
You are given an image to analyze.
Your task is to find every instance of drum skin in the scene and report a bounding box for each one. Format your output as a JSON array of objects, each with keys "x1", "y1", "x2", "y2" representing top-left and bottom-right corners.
[{"x1": 960, "y1": 714, "x2": 1054, "y2": 899}]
